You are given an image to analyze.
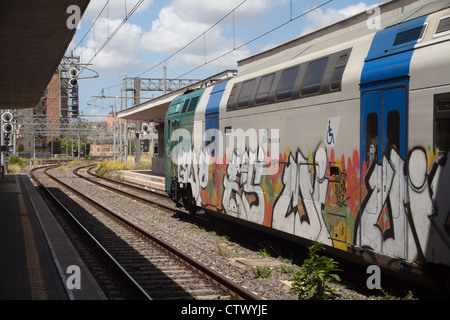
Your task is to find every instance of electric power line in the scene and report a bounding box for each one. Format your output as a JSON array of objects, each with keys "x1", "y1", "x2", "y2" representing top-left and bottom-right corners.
[
  {"x1": 136, "y1": 0, "x2": 248, "y2": 78},
  {"x1": 73, "y1": 0, "x2": 145, "y2": 74},
  {"x1": 175, "y1": 0, "x2": 334, "y2": 79},
  {"x1": 78, "y1": 1, "x2": 335, "y2": 107}
]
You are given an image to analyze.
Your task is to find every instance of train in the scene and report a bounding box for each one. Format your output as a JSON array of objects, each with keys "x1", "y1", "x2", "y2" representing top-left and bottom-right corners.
[{"x1": 164, "y1": 0, "x2": 450, "y2": 278}]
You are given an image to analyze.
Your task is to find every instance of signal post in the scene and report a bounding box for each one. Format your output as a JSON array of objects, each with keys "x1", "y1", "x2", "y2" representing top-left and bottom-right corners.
[{"x1": 1, "y1": 110, "x2": 13, "y2": 178}]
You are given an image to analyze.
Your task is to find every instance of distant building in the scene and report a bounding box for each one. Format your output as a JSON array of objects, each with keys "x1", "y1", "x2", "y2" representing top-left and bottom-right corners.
[
  {"x1": 87, "y1": 114, "x2": 115, "y2": 158},
  {"x1": 16, "y1": 70, "x2": 70, "y2": 157}
]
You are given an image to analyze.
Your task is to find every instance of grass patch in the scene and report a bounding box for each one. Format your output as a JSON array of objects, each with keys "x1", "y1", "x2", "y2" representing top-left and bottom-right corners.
[
  {"x1": 96, "y1": 160, "x2": 135, "y2": 177},
  {"x1": 252, "y1": 266, "x2": 273, "y2": 279}
]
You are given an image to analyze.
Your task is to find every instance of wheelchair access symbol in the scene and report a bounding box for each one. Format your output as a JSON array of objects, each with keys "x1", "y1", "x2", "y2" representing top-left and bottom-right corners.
[{"x1": 325, "y1": 117, "x2": 341, "y2": 148}]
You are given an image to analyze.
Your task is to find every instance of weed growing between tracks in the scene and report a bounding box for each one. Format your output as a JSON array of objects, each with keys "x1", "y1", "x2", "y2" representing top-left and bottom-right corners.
[{"x1": 290, "y1": 242, "x2": 342, "y2": 300}]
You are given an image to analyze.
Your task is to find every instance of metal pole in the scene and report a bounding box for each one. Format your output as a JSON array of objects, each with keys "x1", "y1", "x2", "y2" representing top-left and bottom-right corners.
[
  {"x1": 1, "y1": 109, "x2": 4, "y2": 177},
  {"x1": 78, "y1": 120, "x2": 81, "y2": 163},
  {"x1": 119, "y1": 94, "x2": 123, "y2": 164},
  {"x1": 113, "y1": 103, "x2": 117, "y2": 162},
  {"x1": 13, "y1": 111, "x2": 17, "y2": 156},
  {"x1": 163, "y1": 65, "x2": 166, "y2": 95}
]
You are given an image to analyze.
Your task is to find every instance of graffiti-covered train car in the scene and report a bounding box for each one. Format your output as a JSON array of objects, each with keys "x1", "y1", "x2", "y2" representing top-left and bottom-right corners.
[{"x1": 166, "y1": 0, "x2": 450, "y2": 275}]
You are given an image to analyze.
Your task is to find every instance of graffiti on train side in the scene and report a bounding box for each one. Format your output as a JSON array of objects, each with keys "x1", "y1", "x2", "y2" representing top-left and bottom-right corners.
[
  {"x1": 174, "y1": 142, "x2": 450, "y2": 265},
  {"x1": 222, "y1": 147, "x2": 266, "y2": 225},
  {"x1": 271, "y1": 145, "x2": 332, "y2": 245},
  {"x1": 356, "y1": 147, "x2": 450, "y2": 264},
  {"x1": 177, "y1": 148, "x2": 210, "y2": 206}
]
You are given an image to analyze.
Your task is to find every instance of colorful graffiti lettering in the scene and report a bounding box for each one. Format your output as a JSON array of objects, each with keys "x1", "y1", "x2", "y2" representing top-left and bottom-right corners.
[
  {"x1": 356, "y1": 147, "x2": 450, "y2": 265},
  {"x1": 175, "y1": 139, "x2": 450, "y2": 266},
  {"x1": 222, "y1": 147, "x2": 266, "y2": 225},
  {"x1": 177, "y1": 147, "x2": 210, "y2": 206},
  {"x1": 271, "y1": 145, "x2": 332, "y2": 245}
]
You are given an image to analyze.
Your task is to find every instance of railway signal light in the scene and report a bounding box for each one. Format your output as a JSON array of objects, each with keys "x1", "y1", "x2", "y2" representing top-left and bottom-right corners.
[
  {"x1": 69, "y1": 77, "x2": 79, "y2": 88},
  {"x1": 142, "y1": 123, "x2": 150, "y2": 134},
  {"x1": 69, "y1": 67, "x2": 79, "y2": 77},
  {"x1": 2, "y1": 112, "x2": 13, "y2": 136},
  {"x1": 68, "y1": 66, "x2": 80, "y2": 117},
  {"x1": 2, "y1": 123, "x2": 12, "y2": 134},
  {"x1": 2, "y1": 111, "x2": 13, "y2": 148},
  {"x1": 69, "y1": 67, "x2": 79, "y2": 87},
  {"x1": 2, "y1": 112, "x2": 12, "y2": 123}
]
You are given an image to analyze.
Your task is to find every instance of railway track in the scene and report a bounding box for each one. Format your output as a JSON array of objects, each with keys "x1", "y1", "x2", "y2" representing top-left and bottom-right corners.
[
  {"x1": 31, "y1": 164, "x2": 445, "y2": 300},
  {"x1": 30, "y1": 165, "x2": 261, "y2": 300},
  {"x1": 75, "y1": 164, "x2": 181, "y2": 214}
]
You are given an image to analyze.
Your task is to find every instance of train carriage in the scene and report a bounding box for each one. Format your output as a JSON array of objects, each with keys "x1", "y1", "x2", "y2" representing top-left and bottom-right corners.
[{"x1": 166, "y1": 0, "x2": 450, "y2": 275}]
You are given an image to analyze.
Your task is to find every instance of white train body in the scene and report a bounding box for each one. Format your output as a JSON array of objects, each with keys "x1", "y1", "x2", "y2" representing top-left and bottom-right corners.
[{"x1": 166, "y1": 0, "x2": 450, "y2": 272}]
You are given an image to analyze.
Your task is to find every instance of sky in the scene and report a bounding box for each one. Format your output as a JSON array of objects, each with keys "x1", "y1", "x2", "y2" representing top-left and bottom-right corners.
[{"x1": 67, "y1": 0, "x2": 382, "y2": 120}]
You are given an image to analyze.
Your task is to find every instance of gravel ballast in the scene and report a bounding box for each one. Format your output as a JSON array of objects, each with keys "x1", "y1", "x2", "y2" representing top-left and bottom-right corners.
[{"x1": 50, "y1": 167, "x2": 371, "y2": 300}]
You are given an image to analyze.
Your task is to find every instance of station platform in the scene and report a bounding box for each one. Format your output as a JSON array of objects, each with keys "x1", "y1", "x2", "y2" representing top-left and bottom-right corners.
[
  {"x1": 0, "y1": 174, "x2": 107, "y2": 300},
  {"x1": 116, "y1": 170, "x2": 165, "y2": 191}
]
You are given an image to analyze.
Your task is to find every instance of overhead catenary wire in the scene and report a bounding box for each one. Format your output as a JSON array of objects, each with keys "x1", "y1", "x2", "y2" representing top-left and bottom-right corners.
[
  {"x1": 73, "y1": 0, "x2": 145, "y2": 75},
  {"x1": 175, "y1": 0, "x2": 334, "y2": 79},
  {"x1": 82, "y1": 0, "x2": 335, "y2": 107},
  {"x1": 135, "y1": 0, "x2": 249, "y2": 78}
]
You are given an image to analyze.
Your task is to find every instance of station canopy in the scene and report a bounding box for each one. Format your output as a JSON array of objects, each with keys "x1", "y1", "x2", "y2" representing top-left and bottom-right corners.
[
  {"x1": 118, "y1": 70, "x2": 237, "y2": 123},
  {"x1": 0, "y1": 0, "x2": 90, "y2": 109}
]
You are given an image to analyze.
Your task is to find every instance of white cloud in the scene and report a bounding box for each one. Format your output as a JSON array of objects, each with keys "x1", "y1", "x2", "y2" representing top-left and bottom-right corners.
[
  {"x1": 139, "y1": 0, "x2": 280, "y2": 70},
  {"x1": 72, "y1": 18, "x2": 143, "y2": 74},
  {"x1": 140, "y1": 6, "x2": 210, "y2": 53},
  {"x1": 70, "y1": 0, "x2": 155, "y2": 75},
  {"x1": 170, "y1": 0, "x2": 276, "y2": 25},
  {"x1": 301, "y1": 2, "x2": 369, "y2": 35}
]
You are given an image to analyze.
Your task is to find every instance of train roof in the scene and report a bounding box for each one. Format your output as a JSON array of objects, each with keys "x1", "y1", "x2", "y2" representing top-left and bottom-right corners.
[
  {"x1": 237, "y1": 0, "x2": 450, "y2": 77},
  {"x1": 118, "y1": 0, "x2": 450, "y2": 123}
]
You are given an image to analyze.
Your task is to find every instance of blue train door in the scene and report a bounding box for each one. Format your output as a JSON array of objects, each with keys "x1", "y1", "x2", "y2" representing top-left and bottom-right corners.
[
  {"x1": 361, "y1": 82, "x2": 407, "y2": 165},
  {"x1": 358, "y1": 15, "x2": 427, "y2": 263},
  {"x1": 360, "y1": 79, "x2": 408, "y2": 259}
]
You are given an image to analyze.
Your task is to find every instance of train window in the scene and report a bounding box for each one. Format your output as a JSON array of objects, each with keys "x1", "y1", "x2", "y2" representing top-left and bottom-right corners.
[
  {"x1": 393, "y1": 25, "x2": 426, "y2": 46},
  {"x1": 170, "y1": 102, "x2": 182, "y2": 115},
  {"x1": 276, "y1": 66, "x2": 300, "y2": 101},
  {"x1": 366, "y1": 113, "x2": 378, "y2": 163},
  {"x1": 255, "y1": 73, "x2": 275, "y2": 105},
  {"x1": 330, "y1": 66, "x2": 345, "y2": 91},
  {"x1": 181, "y1": 99, "x2": 190, "y2": 113},
  {"x1": 301, "y1": 57, "x2": 328, "y2": 96},
  {"x1": 330, "y1": 52, "x2": 349, "y2": 91},
  {"x1": 237, "y1": 79, "x2": 255, "y2": 108},
  {"x1": 387, "y1": 111, "x2": 400, "y2": 152},
  {"x1": 338, "y1": 53, "x2": 348, "y2": 64},
  {"x1": 227, "y1": 84, "x2": 238, "y2": 111},
  {"x1": 435, "y1": 15, "x2": 450, "y2": 36},
  {"x1": 434, "y1": 93, "x2": 450, "y2": 152},
  {"x1": 187, "y1": 96, "x2": 199, "y2": 112}
]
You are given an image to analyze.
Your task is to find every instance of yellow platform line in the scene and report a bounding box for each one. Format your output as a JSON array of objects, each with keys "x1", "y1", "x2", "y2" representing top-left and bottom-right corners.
[{"x1": 18, "y1": 190, "x2": 48, "y2": 300}]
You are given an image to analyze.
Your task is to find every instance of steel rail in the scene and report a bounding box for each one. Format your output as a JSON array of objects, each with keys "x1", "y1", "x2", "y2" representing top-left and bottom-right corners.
[
  {"x1": 73, "y1": 164, "x2": 185, "y2": 215},
  {"x1": 29, "y1": 166, "x2": 153, "y2": 300},
  {"x1": 42, "y1": 165, "x2": 261, "y2": 300}
]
